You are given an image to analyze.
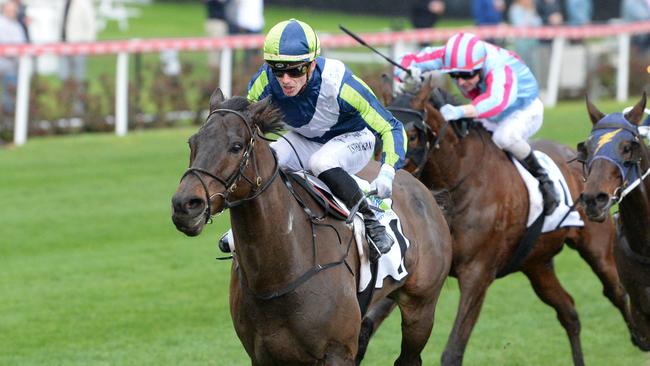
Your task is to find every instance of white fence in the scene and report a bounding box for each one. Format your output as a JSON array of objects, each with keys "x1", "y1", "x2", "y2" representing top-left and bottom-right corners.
[{"x1": 2, "y1": 21, "x2": 650, "y2": 146}]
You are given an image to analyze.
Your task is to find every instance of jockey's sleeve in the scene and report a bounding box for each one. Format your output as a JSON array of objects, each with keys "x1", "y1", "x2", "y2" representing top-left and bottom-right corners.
[
  {"x1": 471, "y1": 64, "x2": 519, "y2": 119},
  {"x1": 247, "y1": 66, "x2": 271, "y2": 102},
  {"x1": 339, "y1": 75, "x2": 407, "y2": 168},
  {"x1": 394, "y1": 46, "x2": 445, "y2": 79}
]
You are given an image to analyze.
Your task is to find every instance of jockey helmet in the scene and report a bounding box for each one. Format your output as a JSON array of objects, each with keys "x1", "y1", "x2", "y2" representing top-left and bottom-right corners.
[
  {"x1": 263, "y1": 19, "x2": 321, "y2": 69},
  {"x1": 441, "y1": 32, "x2": 486, "y2": 73}
]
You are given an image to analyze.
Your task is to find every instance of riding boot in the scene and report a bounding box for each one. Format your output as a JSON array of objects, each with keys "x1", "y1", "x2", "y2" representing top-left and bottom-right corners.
[
  {"x1": 522, "y1": 152, "x2": 559, "y2": 216},
  {"x1": 357, "y1": 198, "x2": 394, "y2": 261},
  {"x1": 318, "y1": 167, "x2": 394, "y2": 262}
]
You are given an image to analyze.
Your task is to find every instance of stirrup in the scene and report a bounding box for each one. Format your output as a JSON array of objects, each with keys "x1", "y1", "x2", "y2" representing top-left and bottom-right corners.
[
  {"x1": 365, "y1": 226, "x2": 394, "y2": 262},
  {"x1": 218, "y1": 230, "x2": 234, "y2": 253}
]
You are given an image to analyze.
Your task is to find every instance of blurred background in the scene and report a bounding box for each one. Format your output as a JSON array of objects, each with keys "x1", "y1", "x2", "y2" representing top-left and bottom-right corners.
[{"x1": 2, "y1": 1, "x2": 650, "y2": 365}]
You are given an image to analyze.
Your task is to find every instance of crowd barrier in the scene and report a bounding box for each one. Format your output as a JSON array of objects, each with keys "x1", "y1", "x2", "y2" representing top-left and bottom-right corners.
[{"x1": 3, "y1": 21, "x2": 650, "y2": 146}]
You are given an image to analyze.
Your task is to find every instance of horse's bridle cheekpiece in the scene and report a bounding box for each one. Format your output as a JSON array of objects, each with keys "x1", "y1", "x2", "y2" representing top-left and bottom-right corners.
[
  {"x1": 181, "y1": 108, "x2": 279, "y2": 224},
  {"x1": 577, "y1": 113, "x2": 649, "y2": 204}
]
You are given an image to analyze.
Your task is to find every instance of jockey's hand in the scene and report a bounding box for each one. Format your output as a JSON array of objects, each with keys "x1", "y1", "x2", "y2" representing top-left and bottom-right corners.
[
  {"x1": 440, "y1": 104, "x2": 464, "y2": 121},
  {"x1": 370, "y1": 164, "x2": 395, "y2": 199}
]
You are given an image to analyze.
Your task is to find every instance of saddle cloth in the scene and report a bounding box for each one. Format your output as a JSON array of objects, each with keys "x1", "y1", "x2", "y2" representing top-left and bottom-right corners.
[
  {"x1": 299, "y1": 172, "x2": 410, "y2": 292},
  {"x1": 512, "y1": 150, "x2": 584, "y2": 233}
]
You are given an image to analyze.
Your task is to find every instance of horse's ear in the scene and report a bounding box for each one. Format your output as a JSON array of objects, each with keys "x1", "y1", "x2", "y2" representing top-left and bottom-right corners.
[
  {"x1": 624, "y1": 92, "x2": 647, "y2": 126},
  {"x1": 412, "y1": 75, "x2": 434, "y2": 109},
  {"x1": 380, "y1": 73, "x2": 394, "y2": 106},
  {"x1": 585, "y1": 95, "x2": 605, "y2": 125},
  {"x1": 209, "y1": 88, "x2": 225, "y2": 113}
]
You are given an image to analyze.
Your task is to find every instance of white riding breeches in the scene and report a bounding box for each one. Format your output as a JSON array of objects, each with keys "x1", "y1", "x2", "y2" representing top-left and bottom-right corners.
[
  {"x1": 479, "y1": 98, "x2": 544, "y2": 160},
  {"x1": 270, "y1": 128, "x2": 376, "y2": 176}
]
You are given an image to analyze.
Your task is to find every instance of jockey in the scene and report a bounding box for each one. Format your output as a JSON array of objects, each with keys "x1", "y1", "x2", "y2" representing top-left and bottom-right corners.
[
  {"x1": 220, "y1": 19, "x2": 407, "y2": 260},
  {"x1": 396, "y1": 32, "x2": 559, "y2": 215}
]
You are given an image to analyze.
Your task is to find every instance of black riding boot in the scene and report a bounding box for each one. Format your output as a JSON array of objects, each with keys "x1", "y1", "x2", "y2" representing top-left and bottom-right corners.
[
  {"x1": 318, "y1": 167, "x2": 394, "y2": 261},
  {"x1": 522, "y1": 152, "x2": 559, "y2": 215}
]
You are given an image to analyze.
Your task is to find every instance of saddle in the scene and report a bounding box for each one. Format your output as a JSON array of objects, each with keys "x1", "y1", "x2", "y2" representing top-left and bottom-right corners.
[{"x1": 283, "y1": 171, "x2": 349, "y2": 221}]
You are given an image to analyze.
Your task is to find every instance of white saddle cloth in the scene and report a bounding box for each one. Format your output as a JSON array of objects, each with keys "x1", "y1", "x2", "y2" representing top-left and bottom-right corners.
[
  {"x1": 300, "y1": 172, "x2": 410, "y2": 292},
  {"x1": 512, "y1": 150, "x2": 584, "y2": 233}
]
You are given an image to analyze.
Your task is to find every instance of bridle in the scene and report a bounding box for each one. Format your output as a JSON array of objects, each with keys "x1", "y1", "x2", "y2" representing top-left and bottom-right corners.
[
  {"x1": 577, "y1": 120, "x2": 649, "y2": 205},
  {"x1": 180, "y1": 108, "x2": 279, "y2": 224}
]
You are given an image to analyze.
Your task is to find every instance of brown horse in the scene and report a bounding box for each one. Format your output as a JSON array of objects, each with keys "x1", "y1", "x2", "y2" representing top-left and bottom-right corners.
[
  {"x1": 171, "y1": 89, "x2": 452, "y2": 365},
  {"x1": 379, "y1": 80, "x2": 633, "y2": 366},
  {"x1": 578, "y1": 94, "x2": 650, "y2": 350}
]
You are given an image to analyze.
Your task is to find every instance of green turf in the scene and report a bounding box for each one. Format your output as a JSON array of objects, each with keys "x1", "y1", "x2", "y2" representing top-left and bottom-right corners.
[
  {"x1": 3, "y1": 1, "x2": 649, "y2": 365},
  {"x1": 2, "y1": 99, "x2": 650, "y2": 365}
]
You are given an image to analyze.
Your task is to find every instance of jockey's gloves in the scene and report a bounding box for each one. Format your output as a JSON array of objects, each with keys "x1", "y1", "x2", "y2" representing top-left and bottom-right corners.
[
  {"x1": 371, "y1": 164, "x2": 396, "y2": 199},
  {"x1": 440, "y1": 104, "x2": 464, "y2": 121}
]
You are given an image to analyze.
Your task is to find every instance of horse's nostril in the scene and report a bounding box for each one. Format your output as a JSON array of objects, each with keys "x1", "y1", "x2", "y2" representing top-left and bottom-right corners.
[
  {"x1": 187, "y1": 198, "x2": 205, "y2": 212},
  {"x1": 596, "y1": 193, "x2": 610, "y2": 205}
]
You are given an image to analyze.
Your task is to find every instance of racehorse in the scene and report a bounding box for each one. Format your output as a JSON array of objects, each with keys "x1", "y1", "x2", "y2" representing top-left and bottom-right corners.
[
  {"x1": 171, "y1": 89, "x2": 453, "y2": 365},
  {"x1": 378, "y1": 79, "x2": 633, "y2": 366},
  {"x1": 577, "y1": 94, "x2": 650, "y2": 350}
]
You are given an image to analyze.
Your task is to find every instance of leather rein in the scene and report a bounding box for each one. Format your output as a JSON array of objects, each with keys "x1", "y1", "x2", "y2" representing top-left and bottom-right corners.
[
  {"x1": 180, "y1": 107, "x2": 352, "y2": 301},
  {"x1": 180, "y1": 108, "x2": 279, "y2": 224}
]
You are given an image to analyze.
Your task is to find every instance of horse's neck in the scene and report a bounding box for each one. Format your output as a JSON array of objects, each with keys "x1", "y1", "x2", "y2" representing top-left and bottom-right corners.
[
  {"x1": 230, "y1": 175, "x2": 315, "y2": 291},
  {"x1": 424, "y1": 132, "x2": 501, "y2": 194},
  {"x1": 619, "y1": 156, "x2": 650, "y2": 257}
]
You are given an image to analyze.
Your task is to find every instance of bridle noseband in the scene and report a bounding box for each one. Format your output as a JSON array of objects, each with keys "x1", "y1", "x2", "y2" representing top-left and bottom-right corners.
[{"x1": 181, "y1": 108, "x2": 279, "y2": 224}]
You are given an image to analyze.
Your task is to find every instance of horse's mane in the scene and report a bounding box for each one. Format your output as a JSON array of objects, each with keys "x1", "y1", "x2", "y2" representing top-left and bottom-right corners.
[{"x1": 214, "y1": 95, "x2": 285, "y2": 135}]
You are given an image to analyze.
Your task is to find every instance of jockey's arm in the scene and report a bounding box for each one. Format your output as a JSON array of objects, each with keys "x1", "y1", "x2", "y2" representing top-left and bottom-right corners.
[{"x1": 339, "y1": 75, "x2": 407, "y2": 169}]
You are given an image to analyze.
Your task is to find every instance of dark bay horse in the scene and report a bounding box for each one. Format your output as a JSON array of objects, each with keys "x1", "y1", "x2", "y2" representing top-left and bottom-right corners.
[
  {"x1": 171, "y1": 89, "x2": 452, "y2": 365},
  {"x1": 578, "y1": 94, "x2": 650, "y2": 350},
  {"x1": 380, "y1": 80, "x2": 633, "y2": 365}
]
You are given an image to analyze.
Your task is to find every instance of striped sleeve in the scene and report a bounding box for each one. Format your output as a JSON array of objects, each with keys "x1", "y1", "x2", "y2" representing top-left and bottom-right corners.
[
  {"x1": 394, "y1": 46, "x2": 446, "y2": 79},
  {"x1": 339, "y1": 75, "x2": 407, "y2": 168},
  {"x1": 247, "y1": 66, "x2": 270, "y2": 102},
  {"x1": 471, "y1": 65, "x2": 518, "y2": 118}
]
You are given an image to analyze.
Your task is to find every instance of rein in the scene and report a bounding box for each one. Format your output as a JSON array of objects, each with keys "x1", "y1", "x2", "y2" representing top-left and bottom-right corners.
[
  {"x1": 180, "y1": 108, "x2": 280, "y2": 224},
  {"x1": 238, "y1": 169, "x2": 355, "y2": 301},
  {"x1": 185, "y1": 108, "x2": 354, "y2": 301},
  {"x1": 578, "y1": 119, "x2": 650, "y2": 205}
]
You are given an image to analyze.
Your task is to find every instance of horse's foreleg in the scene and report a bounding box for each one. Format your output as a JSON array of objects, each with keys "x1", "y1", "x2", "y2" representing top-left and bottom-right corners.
[
  {"x1": 394, "y1": 293, "x2": 439, "y2": 366},
  {"x1": 567, "y1": 222, "x2": 630, "y2": 326},
  {"x1": 356, "y1": 297, "x2": 396, "y2": 365},
  {"x1": 523, "y1": 262, "x2": 585, "y2": 366},
  {"x1": 441, "y1": 268, "x2": 492, "y2": 366},
  {"x1": 320, "y1": 344, "x2": 356, "y2": 366}
]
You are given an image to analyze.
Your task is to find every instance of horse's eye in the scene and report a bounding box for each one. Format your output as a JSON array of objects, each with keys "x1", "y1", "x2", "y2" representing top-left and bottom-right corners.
[
  {"x1": 229, "y1": 142, "x2": 244, "y2": 153},
  {"x1": 622, "y1": 144, "x2": 631, "y2": 153},
  {"x1": 409, "y1": 135, "x2": 418, "y2": 142}
]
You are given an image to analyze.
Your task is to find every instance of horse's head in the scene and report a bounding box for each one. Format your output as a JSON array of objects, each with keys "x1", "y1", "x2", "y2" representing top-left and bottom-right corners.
[
  {"x1": 383, "y1": 75, "x2": 468, "y2": 176},
  {"x1": 578, "y1": 93, "x2": 648, "y2": 222},
  {"x1": 171, "y1": 88, "x2": 284, "y2": 236}
]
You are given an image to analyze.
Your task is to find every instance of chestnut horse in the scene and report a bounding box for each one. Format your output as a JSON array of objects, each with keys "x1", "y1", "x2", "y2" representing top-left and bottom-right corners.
[
  {"x1": 578, "y1": 93, "x2": 650, "y2": 350},
  {"x1": 171, "y1": 89, "x2": 452, "y2": 365},
  {"x1": 378, "y1": 80, "x2": 633, "y2": 365}
]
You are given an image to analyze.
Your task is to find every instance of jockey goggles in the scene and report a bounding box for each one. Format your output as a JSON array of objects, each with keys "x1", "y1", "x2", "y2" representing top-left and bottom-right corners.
[
  {"x1": 268, "y1": 61, "x2": 310, "y2": 78},
  {"x1": 448, "y1": 70, "x2": 480, "y2": 80}
]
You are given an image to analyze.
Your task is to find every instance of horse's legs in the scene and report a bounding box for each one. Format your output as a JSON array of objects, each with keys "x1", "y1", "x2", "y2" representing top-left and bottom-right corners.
[
  {"x1": 566, "y1": 222, "x2": 630, "y2": 325},
  {"x1": 441, "y1": 267, "x2": 493, "y2": 366},
  {"x1": 320, "y1": 345, "x2": 356, "y2": 366},
  {"x1": 523, "y1": 261, "x2": 585, "y2": 366},
  {"x1": 356, "y1": 297, "x2": 396, "y2": 365},
  {"x1": 394, "y1": 293, "x2": 439, "y2": 366}
]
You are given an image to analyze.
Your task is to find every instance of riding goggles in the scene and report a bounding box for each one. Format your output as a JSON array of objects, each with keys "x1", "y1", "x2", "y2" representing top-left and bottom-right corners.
[
  {"x1": 268, "y1": 61, "x2": 310, "y2": 78},
  {"x1": 448, "y1": 70, "x2": 479, "y2": 80}
]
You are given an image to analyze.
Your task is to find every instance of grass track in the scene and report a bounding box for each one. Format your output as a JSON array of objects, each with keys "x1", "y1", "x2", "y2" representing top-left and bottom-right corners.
[{"x1": 2, "y1": 99, "x2": 650, "y2": 365}]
